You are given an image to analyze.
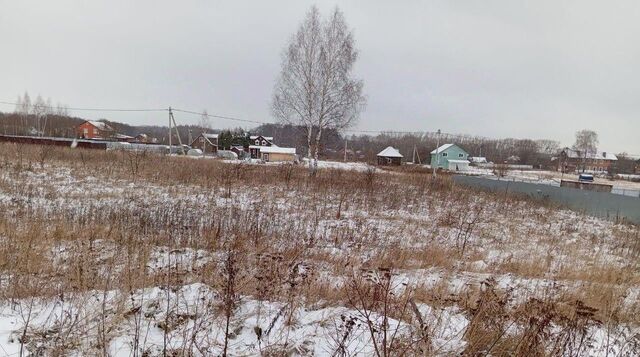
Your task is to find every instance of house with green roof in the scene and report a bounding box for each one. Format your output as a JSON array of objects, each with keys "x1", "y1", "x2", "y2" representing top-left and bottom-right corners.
[{"x1": 430, "y1": 143, "x2": 470, "y2": 171}]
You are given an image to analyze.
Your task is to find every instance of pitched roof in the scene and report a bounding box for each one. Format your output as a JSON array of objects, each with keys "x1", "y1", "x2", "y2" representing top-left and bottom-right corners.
[
  {"x1": 191, "y1": 132, "x2": 219, "y2": 147},
  {"x1": 250, "y1": 135, "x2": 274, "y2": 141},
  {"x1": 86, "y1": 120, "x2": 114, "y2": 131},
  {"x1": 377, "y1": 146, "x2": 403, "y2": 158},
  {"x1": 430, "y1": 143, "x2": 455, "y2": 154},
  {"x1": 563, "y1": 148, "x2": 618, "y2": 161},
  {"x1": 259, "y1": 146, "x2": 296, "y2": 154},
  {"x1": 469, "y1": 156, "x2": 487, "y2": 163}
]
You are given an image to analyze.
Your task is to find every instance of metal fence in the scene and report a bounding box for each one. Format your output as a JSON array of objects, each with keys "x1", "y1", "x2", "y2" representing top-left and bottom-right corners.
[{"x1": 453, "y1": 175, "x2": 640, "y2": 225}]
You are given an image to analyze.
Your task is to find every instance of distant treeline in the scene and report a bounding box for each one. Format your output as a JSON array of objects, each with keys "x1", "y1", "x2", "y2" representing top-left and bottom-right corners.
[{"x1": 1, "y1": 111, "x2": 637, "y2": 173}]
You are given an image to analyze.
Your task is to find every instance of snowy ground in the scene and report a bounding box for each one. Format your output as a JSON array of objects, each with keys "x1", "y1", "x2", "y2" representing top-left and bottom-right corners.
[{"x1": 0, "y1": 155, "x2": 638, "y2": 356}]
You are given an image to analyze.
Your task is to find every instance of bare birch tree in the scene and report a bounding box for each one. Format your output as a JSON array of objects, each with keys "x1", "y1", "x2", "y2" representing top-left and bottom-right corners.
[
  {"x1": 197, "y1": 109, "x2": 210, "y2": 132},
  {"x1": 272, "y1": 6, "x2": 365, "y2": 174},
  {"x1": 573, "y1": 129, "x2": 599, "y2": 172},
  {"x1": 32, "y1": 95, "x2": 49, "y2": 136}
]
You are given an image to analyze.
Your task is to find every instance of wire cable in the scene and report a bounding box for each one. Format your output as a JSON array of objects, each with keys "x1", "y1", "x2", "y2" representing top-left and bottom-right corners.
[
  {"x1": 0, "y1": 100, "x2": 167, "y2": 113},
  {"x1": 170, "y1": 108, "x2": 266, "y2": 124}
]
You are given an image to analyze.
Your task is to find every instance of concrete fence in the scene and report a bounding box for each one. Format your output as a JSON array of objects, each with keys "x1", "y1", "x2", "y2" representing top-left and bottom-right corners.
[{"x1": 453, "y1": 175, "x2": 640, "y2": 225}]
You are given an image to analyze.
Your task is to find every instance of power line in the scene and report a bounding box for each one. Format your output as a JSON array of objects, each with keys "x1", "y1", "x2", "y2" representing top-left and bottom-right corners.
[
  {"x1": 0, "y1": 100, "x2": 166, "y2": 113},
  {"x1": 171, "y1": 108, "x2": 267, "y2": 125}
]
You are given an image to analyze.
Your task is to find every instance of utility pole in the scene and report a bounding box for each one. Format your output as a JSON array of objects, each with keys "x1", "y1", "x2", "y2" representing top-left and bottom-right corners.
[
  {"x1": 432, "y1": 129, "x2": 441, "y2": 178},
  {"x1": 168, "y1": 107, "x2": 172, "y2": 154},
  {"x1": 169, "y1": 107, "x2": 186, "y2": 155}
]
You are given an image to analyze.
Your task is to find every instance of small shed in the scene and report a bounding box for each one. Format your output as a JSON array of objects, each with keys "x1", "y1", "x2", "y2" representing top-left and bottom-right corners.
[{"x1": 377, "y1": 146, "x2": 403, "y2": 166}]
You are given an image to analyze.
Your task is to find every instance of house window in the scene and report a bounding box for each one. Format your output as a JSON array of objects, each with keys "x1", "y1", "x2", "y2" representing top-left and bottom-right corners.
[
  {"x1": 94, "y1": 129, "x2": 98, "y2": 135},
  {"x1": 255, "y1": 140, "x2": 260, "y2": 145},
  {"x1": 83, "y1": 128, "x2": 88, "y2": 135},
  {"x1": 386, "y1": 157, "x2": 392, "y2": 164},
  {"x1": 458, "y1": 153, "x2": 464, "y2": 158},
  {"x1": 442, "y1": 152, "x2": 448, "y2": 157},
  {"x1": 262, "y1": 140, "x2": 267, "y2": 146}
]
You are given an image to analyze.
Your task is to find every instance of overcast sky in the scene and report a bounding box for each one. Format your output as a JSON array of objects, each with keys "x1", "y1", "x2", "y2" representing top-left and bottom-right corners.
[{"x1": 1, "y1": 0, "x2": 639, "y2": 153}]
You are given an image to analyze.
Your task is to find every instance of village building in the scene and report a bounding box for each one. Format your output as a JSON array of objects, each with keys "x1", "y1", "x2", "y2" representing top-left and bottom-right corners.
[
  {"x1": 469, "y1": 156, "x2": 488, "y2": 164},
  {"x1": 557, "y1": 148, "x2": 618, "y2": 173},
  {"x1": 114, "y1": 133, "x2": 135, "y2": 142},
  {"x1": 190, "y1": 133, "x2": 219, "y2": 154},
  {"x1": 635, "y1": 160, "x2": 640, "y2": 175},
  {"x1": 230, "y1": 145, "x2": 246, "y2": 159},
  {"x1": 505, "y1": 155, "x2": 521, "y2": 164},
  {"x1": 247, "y1": 135, "x2": 275, "y2": 158},
  {"x1": 259, "y1": 146, "x2": 296, "y2": 162},
  {"x1": 430, "y1": 144, "x2": 470, "y2": 171},
  {"x1": 376, "y1": 146, "x2": 403, "y2": 165},
  {"x1": 127, "y1": 133, "x2": 156, "y2": 144},
  {"x1": 76, "y1": 120, "x2": 115, "y2": 139}
]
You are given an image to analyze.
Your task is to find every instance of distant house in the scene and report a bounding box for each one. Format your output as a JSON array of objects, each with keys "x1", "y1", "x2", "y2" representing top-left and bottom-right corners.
[
  {"x1": 190, "y1": 133, "x2": 219, "y2": 154},
  {"x1": 505, "y1": 155, "x2": 520, "y2": 164},
  {"x1": 636, "y1": 160, "x2": 640, "y2": 175},
  {"x1": 469, "y1": 156, "x2": 488, "y2": 164},
  {"x1": 230, "y1": 145, "x2": 246, "y2": 159},
  {"x1": 259, "y1": 146, "x2": 296, "y2": 162},
  {"x1": 430, "y1": 144, "x2": 470, "y2": 171},
  {"x1": 76, "y1": 120, "x2": 115, "y2": 139},
  {"x1": 114, "y1": 133, "x2": 135, "y2": 142},
  {"x1": 558, "y1": 148, "x2": 618, "y2": 173},
  {"x1": 376, "y1": 146, "x2": 403, "y2": 166},
  {"x1": 247, "y1": 135, "x2": 275, "y2": 159},
  {"x1": 128, "y1": 133, "x2": 156, "y2": 144}
]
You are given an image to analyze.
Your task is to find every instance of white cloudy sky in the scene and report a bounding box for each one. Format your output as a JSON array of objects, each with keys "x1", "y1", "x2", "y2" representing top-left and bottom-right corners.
[{"x1": 1, "y1": 0, "x2": 639, "y2": 153}]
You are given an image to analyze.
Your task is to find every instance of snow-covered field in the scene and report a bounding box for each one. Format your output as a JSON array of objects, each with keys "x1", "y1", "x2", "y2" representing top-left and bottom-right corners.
[{"x1": 0, "y1": 148, "x2": 638, "y2": 356}]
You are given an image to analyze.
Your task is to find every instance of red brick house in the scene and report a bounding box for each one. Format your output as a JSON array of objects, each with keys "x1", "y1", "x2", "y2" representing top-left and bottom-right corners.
[
  {"x1": 557, "y1": 148, "x2": 618, "y2": 173},
  {"x1": 76, "y1": 120, "x2": 115, "y2": 139}
]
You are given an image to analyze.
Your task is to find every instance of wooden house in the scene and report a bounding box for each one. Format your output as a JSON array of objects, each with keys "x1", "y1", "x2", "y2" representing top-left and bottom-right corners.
[
  {"x1": 377, "y1": 146, "x2": 403, "y2": 165},
  {"x1": 190, "y1": 133, "x2": 219, "y2": 154},
  {"x1": 247, "y1": 135, "x2": 274, "y2": 159},
  {"x1": 259, "y1": 146, "x2": 296, "y2": 162},
  {"x1": 430, "y1": 144, "x2": 470, "y2": 171}
]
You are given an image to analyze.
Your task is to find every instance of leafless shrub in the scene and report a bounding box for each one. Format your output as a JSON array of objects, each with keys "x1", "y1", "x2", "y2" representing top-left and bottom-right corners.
[{"x1": 346, "y1": 267, "x2": 430, "y2": 356}]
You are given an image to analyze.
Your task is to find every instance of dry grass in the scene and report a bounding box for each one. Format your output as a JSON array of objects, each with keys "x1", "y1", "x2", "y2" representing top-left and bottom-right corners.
[{"x1": 0, "y1": 142, "x2": 638, "y2": 355}]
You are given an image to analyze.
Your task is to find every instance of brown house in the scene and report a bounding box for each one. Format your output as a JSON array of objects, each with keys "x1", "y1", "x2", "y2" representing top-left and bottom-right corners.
[
  {"x1": 76, "y1": 120, "x2": 115, "y2": 139},
  {"x1": 557, "y1": 148, "x2": 618, "y2": 173},
  {"x1": 247, "y1": 135, "x2": 274, "y2": 159},
  {"x1": 377, "y1": 146, "x2": 403, "y2": 166},
  {"x1": 190, "y1": 133, "x2": 219, "y2": 154}
]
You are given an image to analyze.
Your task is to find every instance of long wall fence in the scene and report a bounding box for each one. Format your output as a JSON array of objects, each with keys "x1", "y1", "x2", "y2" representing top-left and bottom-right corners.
[{"x1": 453, "y1": 175, "x2": 640, "y2": 225}]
